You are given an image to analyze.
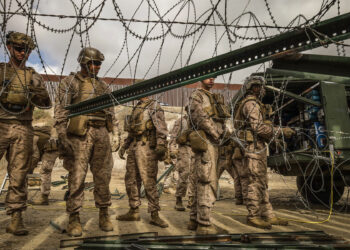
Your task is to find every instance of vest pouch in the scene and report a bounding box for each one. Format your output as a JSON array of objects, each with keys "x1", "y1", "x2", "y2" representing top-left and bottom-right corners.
[
  {"x1": 1, "y1": 69, "x2": 31, "y2": 105},
  {"x1": 176, "y1": 130, "x2": 190, "y2": 145},
  {"x1": 232, "y1": 147, "x2": 243, "y2": 160},
  {"x1": 106, "y1": 115, "x2": 113, "y2": 133},
  {"x1": 148, "y1": 130, "x2": 157, "y2": 148},
  {"x1": 204, "y1": 106, "x2": 215, "y2": 117},
  {"x1": 67, "y1": 115, "x2": 89, "y2": 136},
  {"x1": 145, "y1": 120, "x2": 154, "y2": 130},
  {"x1": 189, "y1": 130, "x2": 208, "y2": 152}
]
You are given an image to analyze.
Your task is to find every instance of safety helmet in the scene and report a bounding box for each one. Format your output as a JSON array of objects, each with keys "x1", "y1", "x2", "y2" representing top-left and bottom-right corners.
[
  {"x1": 77, "y1": 47, "x2": 104, "y2": 65},
  {"x1": 243, "y1": 75, "x2": 266, "y2": 91},
  {"x1": 6, "y1": 31, "x2": 36, "y2": 50}
]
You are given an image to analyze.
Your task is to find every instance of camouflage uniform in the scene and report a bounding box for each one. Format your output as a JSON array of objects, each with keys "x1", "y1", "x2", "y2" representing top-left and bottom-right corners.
[
  {"x1": 122, "y1": 98, "x2": 168, "y2": 213},
  {"x1": 110, "y1": 120, "x2": 121, "y2": 152},
  {"x1": 55, "y1": 71, "x2": 114, "y2": 214},
  {"x1": 188, "y1": 88, "x2": 229, "y2": 227},
  {"x1": 169, "y1": 115, "x2": 194, "y2": 198},
  {"x1": 0, "y1": 35, "x2": 51, "y2": 217},
  {"x1": 235, "y1": 94, "x2": 279, "y2": 220}
]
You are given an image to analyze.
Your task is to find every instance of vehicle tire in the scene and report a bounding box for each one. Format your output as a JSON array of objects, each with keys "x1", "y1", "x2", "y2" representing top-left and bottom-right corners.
[{"x1": 296, "y1": 174, "x2": 345, "y2": 205}]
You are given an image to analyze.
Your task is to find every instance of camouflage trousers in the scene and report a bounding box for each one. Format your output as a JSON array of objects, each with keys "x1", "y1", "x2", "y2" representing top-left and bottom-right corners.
[
  {"x1": 175, "y1": 145, "x2": 193, "y2": 197},
  {"x1": 217, "y1": 149, "x2": 244, "y2": 200},
  {"x1": 125, "y1": 140, "x2": 160, "y2": 213},
  {"x1": 233, "y1": 158, "x2": 249, "y2": 202},
  {"x1": 244, "y1": 142, "x2": 275, "y2": 219},
  {"x1": 39, "y1": 150, "x2": 59, "y2": 196},
  {"x1": 65, "y1": 126, "x2": 113, "y2": 214},
  {"x1": 190, "y1": 142, "x2": 219, "y2": 226},
  {"x1": 0, "y1": 120, "x2": 33, "y2": 215}
]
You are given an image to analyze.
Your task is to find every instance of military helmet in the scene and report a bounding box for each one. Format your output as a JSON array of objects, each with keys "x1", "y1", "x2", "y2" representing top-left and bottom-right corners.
[
  {"x1": 77, "y1": 47, "x2": 104, "y2": 65},
  {"x1": 6, "y1": 31, "x2": 36, "y2": 50},
  {"x1": 243, "y1": 75, "x2": 266, "y2": 91}
]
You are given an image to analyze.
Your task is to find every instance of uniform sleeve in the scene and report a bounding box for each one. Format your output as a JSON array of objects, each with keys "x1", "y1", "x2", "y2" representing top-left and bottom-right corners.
[
  {"x1": 242, "y1": 100, "x2": 278, "y2": 140},
  {"x1": 169, "y1": 118, "x2": 181, "y2": 153},
  {"x1": 189, "y1": 92, "x2": 220, "y2": 140},
  {"x1": 30, "y1": 72, "x2": 51, "y2": 107},
  {"x1": 54, "y1": 77, "x2": 75, "y2": 135},
  {"x1": 150, "y1": 102, "x2": 168, "y2": 145}
]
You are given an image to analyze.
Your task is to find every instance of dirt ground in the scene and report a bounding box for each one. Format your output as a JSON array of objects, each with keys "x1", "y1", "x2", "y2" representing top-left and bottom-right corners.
[{"x1": 0, "y1": 158, "x2": 350, "y2": 250}]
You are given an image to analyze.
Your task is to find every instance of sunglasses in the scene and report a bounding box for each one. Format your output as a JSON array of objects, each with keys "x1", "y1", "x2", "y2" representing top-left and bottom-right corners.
[
  {"x1": 13, "y1": 46, "x2": 31, "y2": 53},
  {"x1": 88, "y1": 61, "x2": 102, "y2": 66}
]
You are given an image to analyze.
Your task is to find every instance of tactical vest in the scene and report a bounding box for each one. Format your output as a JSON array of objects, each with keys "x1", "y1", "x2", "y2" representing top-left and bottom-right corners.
[
  {"x1": 198, "y1": 89, "x2": 230, "y2": 123},
  {"x1": 176, "y1": 115, "x2": 190, "y2": 145},
  {"x1": 126, "y1": 99, "x2": 155, "y2": 136},
  {"x1": 67, "y1": 74, "x2": 107, "y2": 136},
  {"x1": 0, "y1": 63, "x2": 32, "y2": 105},
  {"x1": 234, "y1": 95, "x2": 265, "y2": 142}
]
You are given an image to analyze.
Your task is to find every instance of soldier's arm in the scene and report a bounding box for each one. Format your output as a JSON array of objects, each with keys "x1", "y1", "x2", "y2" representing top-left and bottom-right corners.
[
  {"x1": 150, "y1": 102, "x2": 168, "y2": 146},
  {"x1": 121, "y1": 132, "x2": 133, "y2": 150},
  {"x1": 243, "y1": 100, "x2": 279, "y2": 140},
  {"x1": 169, "y1": 118, "x2": 181, "y2": 154},
  {"x1": 189, "y1": 93, "x2": 220, "y2": 140},
  {"x1": 30, "y1": 71, "x2": 52, "y2": 107},
  {"x1": 54, "y1": 77, "x2": 74, "y2": 135}
]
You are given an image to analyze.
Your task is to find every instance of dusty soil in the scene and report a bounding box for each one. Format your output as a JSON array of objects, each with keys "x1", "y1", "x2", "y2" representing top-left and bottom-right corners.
[{"x1": 0, "y1": 159, "x2": 350, "y2": 250}]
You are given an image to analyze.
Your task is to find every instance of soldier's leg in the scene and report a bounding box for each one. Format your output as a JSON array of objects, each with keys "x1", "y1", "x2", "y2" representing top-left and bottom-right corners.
[
  {"x1": 5, "y1": 123, "x2": 33, "y2": 215},
  {"x1": 234, "y1": 159, "x2": 249, "y2": 202},
  {"x1": 40, "y1": 151, "x2": 59, "y2": 196},
  {"x1": 175, "y1": 146, "x2": 191, "y2": 198},
  {"x1": 245, "y1": 157, "x2": 263, "y2": 219},
  {"x1": 135, "y1": 142, "x2": 160, "y2": 213},
  {"x1": 90, "y1": 127, "x2": 114, "y2": 231},
  {"x1": 90, "y1": 128, "x2": 113, "y2": 209},
  {"x1": 66, "y1": 135, "x2": 91, "y2": 214},
  {"x1": 124, "y1": 147, "x2": 142, "y2": 209},
  {"x1": 231, "y1": 163, "x2": 243, "y2": 202}
]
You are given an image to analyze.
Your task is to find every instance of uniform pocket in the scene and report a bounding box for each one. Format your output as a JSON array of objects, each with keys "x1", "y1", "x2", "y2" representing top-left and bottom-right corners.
[{"x1": 197, "y1": 151, "x2": 212, "y2": 183}]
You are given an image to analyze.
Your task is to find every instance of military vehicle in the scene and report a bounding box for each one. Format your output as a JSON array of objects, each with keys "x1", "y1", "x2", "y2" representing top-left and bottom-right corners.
[{"x1": 254, "y1": 53, "x2": 350, "y2": 205}]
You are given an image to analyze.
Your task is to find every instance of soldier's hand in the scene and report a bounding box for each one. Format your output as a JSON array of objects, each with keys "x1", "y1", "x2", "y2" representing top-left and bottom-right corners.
[
  {"x1": 282, "y1": 127, "x2": 296, "y2": 139},
  {"x1": 169, "y1": 150, "x2": 177, "y2": 159},
  {"x1": 155, "y1": 144, "x2": 167, "y2": 159},
  {"x1": 118, "y1": 146, "x2": 126, "y2": 159}
]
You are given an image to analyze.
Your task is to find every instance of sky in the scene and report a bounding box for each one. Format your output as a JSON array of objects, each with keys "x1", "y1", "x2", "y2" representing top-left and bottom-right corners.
[{"x1": 1, "y1": 0, "x2": 349, "y2": 84}]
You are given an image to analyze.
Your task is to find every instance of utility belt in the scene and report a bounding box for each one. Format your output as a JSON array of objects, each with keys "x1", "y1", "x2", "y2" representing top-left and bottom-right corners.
[
  {"x1": 0, "y1": 118, "x2": 31, "y2": 126},
  {"x1": 87, "y1": 120, "x2": 106, "y2": 128},
  {"x1": 132, "y1": 130, "x2": 157, "y2": 148},
  {"x1": 0, "y1": 102, "x2": 28, "y2": 112}
]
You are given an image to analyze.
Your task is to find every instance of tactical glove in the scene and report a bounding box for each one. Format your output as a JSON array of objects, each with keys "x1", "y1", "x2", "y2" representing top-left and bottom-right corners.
[
  {"x1": 118, "y1": 146, "x2": 126, "y2": 160},
  {"x1": 282, "y1": 127, "x2": 296, "y2": 139},
  {"x1": 155, "y1": 144, "x2": 167, "y2": 160}
]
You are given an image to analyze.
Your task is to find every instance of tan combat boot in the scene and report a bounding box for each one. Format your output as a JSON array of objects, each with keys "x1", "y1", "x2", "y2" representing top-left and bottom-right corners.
[
  {"x1": 116, "y1": 207, "x2": 140, "y2": 221},
  {"x1": 99, "y1": 207, "x2": 113, "y2": 232},
  {"x1": 30, "y1": 194, "x2": 49, "y2": 205},
  {"x1": 6, "y1": 211, "x2": 28, "y2": 236},
  {"x1": 150, "y1": 211, "x2": 168, "y2": 228},
  {"x1": 187, "y1": 196, "x2": 194, "y2": 209},
  {"x1": 265, "y1": 216, "x2": 288, "y2": 226},
  {"x1": 187, "y1": 220, "x2": 198, "y2": 231},
  {"x1": 247, "y1": 217, "x2": 272, "y2": 229},
  {"x1": 175, "y1": 197, "x2": 185, "y2": 211},
  {"x1": 196, "y1": 224, "x2": 217, "y2": 235},
  {"x1": 67, "y1": 212, "x2": 82, "y2": 237}
]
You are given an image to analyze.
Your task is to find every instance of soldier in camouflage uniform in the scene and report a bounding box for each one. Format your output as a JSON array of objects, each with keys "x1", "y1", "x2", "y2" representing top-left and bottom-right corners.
[
  {"x1": 0, "y1": 31, "x2": 51, "y2": 235},
  {"x1": 30, "y1": 126, "x2": 60, "y2": 205},
  {"x1": 234, "y1": 75, "x2": 294, "y2": 229},
  {"x1": 117, "y1": 96, "x2": 169, "y2": 228},
  {"x1": 169, "y1": 112, "x2": 194, "y2": 211},
  {"x1": 187, "y1": 77, "x2": 230, "y2": 234},
  {"x1": 55, "y1": 47, "x2": 115, "y2": 237},
  {"x1": 110, "y1": 120, "x2": 121, "y2": 153}
]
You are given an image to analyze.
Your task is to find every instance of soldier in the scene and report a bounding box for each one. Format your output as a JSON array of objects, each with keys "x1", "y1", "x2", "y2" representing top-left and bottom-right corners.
[
  {"x1": 117, "y1": 96, "x2": 168, "y2": 228},
  {"x1": 234, "y1": 75, "x2": 294, "y2": 229},
  {"x1": 169, "y1": 111, "x2": 194, "y2": 211},
  {"x1": 0, "y1": 31, "x2": 51, "y2": 235},
  {"x1": 187, "y1": 77, "x2": 230, "y2": 234},
  {"x1": 55, "y1": 47, "x2": 115, "y2": 236},
  {"x1": 30, "y1": 126, "x2": 60, "y2": 205}
]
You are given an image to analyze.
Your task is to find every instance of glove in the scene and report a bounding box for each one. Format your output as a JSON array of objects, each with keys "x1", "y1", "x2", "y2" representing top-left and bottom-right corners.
[
  {"x1": 282, "y1": 127, "x2": 296, "y2": 139},
  {"x1": 169, "y1": 150, "x2": 178, "y2": 159},
  {"x1": 118, "y1": 146, "x2": 126, "y2": 160},
  {"x1": 155, "y1": 144, "x2": 167, "y2": 160},
  {"x1": 57, "y1": 134, "x2": 74, "y2": 157}
]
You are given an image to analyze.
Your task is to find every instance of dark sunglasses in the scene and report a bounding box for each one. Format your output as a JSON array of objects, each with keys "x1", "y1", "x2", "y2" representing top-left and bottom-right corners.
[
  {"x1": 13, "y1": 46, "x2": 31, "y2": 53},
  {"x1": 88, "y1": 61, "x2": 102, "y2": 66}
]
